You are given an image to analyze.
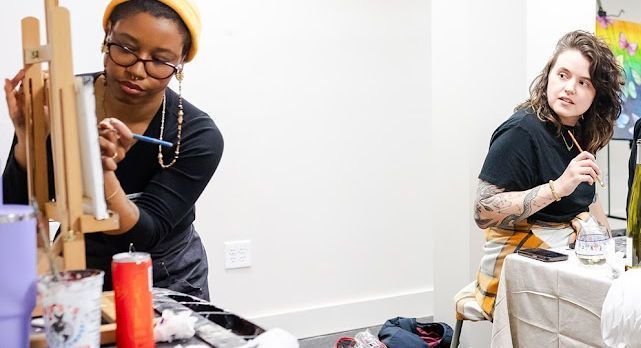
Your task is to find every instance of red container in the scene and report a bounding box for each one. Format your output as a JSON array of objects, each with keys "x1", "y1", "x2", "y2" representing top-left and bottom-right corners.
[{"x1": 112, "y1": 252, "x2": 155, "y2": 347}]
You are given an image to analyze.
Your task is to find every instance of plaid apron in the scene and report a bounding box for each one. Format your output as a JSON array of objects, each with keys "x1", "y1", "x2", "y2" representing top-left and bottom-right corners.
[{"x1": 473, "y1": 212, "x2": 592, "y2": 318}]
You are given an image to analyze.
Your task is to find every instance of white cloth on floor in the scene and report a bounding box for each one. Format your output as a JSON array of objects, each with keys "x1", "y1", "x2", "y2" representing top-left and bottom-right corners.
[{"x1": 239, "y1": 328, "x2": 299, "y2": 348}]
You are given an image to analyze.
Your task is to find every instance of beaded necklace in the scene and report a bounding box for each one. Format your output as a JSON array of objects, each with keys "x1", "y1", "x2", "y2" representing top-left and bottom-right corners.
[{"x1": 101, "y1": 72, "x2": 183, "y2": 168}]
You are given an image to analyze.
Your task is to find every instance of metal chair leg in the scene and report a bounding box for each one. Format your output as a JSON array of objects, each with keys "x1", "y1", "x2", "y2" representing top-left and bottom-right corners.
[{"x1": 450, "y1": 319, "x2": 463, "y2": 348}]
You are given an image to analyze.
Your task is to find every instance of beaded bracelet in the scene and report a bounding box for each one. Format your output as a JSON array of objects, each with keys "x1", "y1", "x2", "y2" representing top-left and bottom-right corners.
[{"x1": 548, "y1": 180, "x2": 561, "y2": 201}]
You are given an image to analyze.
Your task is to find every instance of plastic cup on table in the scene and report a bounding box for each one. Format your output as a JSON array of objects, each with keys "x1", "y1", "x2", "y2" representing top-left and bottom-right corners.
[
  {"x1": 575, "y1": 225, "x2": 610, "y2": 265},
  {"x1": 0, "y1": 204, "x2": 37, "y2": 348}
]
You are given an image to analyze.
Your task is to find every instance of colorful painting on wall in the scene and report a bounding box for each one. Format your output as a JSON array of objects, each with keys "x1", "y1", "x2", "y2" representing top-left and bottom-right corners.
[{"x1": 596, "y1": 17, "x2": 641, "y2": 140}]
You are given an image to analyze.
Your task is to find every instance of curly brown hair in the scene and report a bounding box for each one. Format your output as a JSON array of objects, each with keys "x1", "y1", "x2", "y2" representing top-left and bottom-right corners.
[{"x1": 516, "y1": 30, "x2": 624, "y2": 154}]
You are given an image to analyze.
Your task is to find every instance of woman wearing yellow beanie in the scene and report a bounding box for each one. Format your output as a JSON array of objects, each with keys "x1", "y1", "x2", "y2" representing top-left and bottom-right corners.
[{"x1": 3, "y1": 0, "x2": 222, "y2": 300}]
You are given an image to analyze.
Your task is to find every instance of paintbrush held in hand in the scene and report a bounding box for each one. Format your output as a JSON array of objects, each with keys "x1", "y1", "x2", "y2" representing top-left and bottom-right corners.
[{"x1": 566, "y1": 130, "x2": 606, "y2": 189}]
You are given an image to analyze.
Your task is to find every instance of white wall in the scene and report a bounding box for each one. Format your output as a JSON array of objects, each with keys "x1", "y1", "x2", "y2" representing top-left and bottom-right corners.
[
  {"x1": 0, "y1": 0, "x2": 432, "y2": 338},
  {"x1": 196, "y1": 0, "x2": 432, "y2": 337},
  {"x1": 525, "y1": 1, "x2": 597, "y2": 86},
  {"x1": 431, "y1": 0, "x2": 527, "y2": 345}
]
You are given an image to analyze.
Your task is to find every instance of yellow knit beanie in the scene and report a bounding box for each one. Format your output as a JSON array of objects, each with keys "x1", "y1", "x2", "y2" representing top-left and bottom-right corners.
[{"x1": 102, "y1": 0, "x2": 201, "y2": 62}]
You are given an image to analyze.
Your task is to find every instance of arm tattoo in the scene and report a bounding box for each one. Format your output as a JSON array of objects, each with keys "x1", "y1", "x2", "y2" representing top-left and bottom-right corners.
[
  {"x1": 474, "y1": 181, "x2": 505, "y2": 228},
  {"x1": 477, "y1": 181, "x2": 510, "y2": 210},
  {"x1": 497, "y1": 185, "x2": 540, "y2": 228},
  {"x1": 474, "y1": 180, "x2": 548, "y2": 229}
]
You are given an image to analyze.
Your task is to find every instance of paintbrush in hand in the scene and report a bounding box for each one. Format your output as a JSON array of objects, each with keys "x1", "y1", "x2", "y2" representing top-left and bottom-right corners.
[{"x1": 566, "y1": 130, "x2": 606, "y2": 189}]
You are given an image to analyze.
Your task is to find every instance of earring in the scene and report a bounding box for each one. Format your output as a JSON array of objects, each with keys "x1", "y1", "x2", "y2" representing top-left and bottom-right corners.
[{"x1": 101, "y1": 43, "x2": 108, "y2": 86}]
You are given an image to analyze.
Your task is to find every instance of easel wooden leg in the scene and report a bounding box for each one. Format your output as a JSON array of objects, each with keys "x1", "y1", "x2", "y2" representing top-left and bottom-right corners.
[{"x1": 62, "y1": 235, "x2": 85, "y2": 270}]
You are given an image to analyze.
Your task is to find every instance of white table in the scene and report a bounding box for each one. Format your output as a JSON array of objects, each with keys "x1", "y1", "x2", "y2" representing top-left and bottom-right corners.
[{"x1": 491, "y1": 250, "x2": 615, "y2": 347}]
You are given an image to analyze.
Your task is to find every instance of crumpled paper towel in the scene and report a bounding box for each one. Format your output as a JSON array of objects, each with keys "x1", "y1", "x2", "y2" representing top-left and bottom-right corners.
[
  {"x1": 601, "y1": 268, "x2": 641, "y2": 347},
  {"x1": 154, "y1": 309, "x2": 198, "y2": 342}
]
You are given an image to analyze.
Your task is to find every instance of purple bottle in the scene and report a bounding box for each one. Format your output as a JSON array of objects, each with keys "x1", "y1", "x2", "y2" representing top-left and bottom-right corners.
[{"x1": 0, "y1": 204, "x2": 36, "y2": 347}]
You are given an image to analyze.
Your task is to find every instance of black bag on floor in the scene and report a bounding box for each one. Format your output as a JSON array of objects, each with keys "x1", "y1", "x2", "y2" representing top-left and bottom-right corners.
[{"x1": 377, "y1": 317, "x2": 452, "y2": 348}]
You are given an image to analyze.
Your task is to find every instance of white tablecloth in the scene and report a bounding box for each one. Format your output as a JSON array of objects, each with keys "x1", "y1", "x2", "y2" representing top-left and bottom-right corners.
[{"x1": 491, "y1": 250, "x2": 615, "y2": 347}]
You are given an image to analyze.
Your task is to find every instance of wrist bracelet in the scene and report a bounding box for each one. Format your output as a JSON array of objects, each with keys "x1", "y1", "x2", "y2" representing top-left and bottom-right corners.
[
  {"x1": 105, "y1": 189, "x2": 118, "y2": 201},
  {"x1": 548, "y1": 180, "x2": 561, "y2": 201}
]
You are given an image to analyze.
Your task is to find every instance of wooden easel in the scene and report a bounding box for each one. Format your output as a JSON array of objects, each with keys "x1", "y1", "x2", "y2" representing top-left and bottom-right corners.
[{"x1": 22, "y1": 0, "x2": 119, "y2": 345}]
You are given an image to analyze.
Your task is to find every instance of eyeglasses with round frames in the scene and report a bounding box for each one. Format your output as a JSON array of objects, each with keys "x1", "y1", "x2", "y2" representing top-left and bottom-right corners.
[{"x1": 103, "y1": 41, "x2": 182, "y2": 80}]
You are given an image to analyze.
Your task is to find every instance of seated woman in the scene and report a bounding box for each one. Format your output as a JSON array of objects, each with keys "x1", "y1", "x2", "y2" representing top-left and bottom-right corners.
[
  {"x1": 3, "y1": 0, "x2": 223, "y2": 300},
  {"x1": 472, "y1": 30, "x2": 623, "y2": 318}
]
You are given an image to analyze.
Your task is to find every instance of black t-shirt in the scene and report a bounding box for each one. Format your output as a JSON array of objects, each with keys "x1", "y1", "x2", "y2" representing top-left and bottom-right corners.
[{"x1": 479, "y1": 108, "x2": 594, "y2": 223}]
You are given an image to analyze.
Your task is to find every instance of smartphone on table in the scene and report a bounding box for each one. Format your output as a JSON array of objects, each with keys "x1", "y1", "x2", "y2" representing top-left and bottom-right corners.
[{"x1": 517, "y1": 248, "x2": 568, "y2": 262}]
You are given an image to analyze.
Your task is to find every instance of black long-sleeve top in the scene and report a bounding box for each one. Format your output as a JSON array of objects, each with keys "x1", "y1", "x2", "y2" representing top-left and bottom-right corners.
[{"x1": 3, "y1": 83, "x2": 223, "y2": 300}]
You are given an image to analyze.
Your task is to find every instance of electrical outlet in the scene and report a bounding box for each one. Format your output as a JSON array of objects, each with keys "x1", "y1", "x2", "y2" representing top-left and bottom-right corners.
[{"x1": 224, "y1": 240, "x2": 251, "y2": 269}]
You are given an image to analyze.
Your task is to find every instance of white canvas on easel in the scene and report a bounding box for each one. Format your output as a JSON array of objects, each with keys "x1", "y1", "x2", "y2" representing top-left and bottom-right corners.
[{"x1": 74, "y1": 76, "x2": 108, "y2": 220}]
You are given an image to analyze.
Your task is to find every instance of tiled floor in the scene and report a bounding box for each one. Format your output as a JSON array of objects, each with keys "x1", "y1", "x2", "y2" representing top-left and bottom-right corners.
[{"x1": 298, "y1": 325, "x2": 383, "y2": 348}]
